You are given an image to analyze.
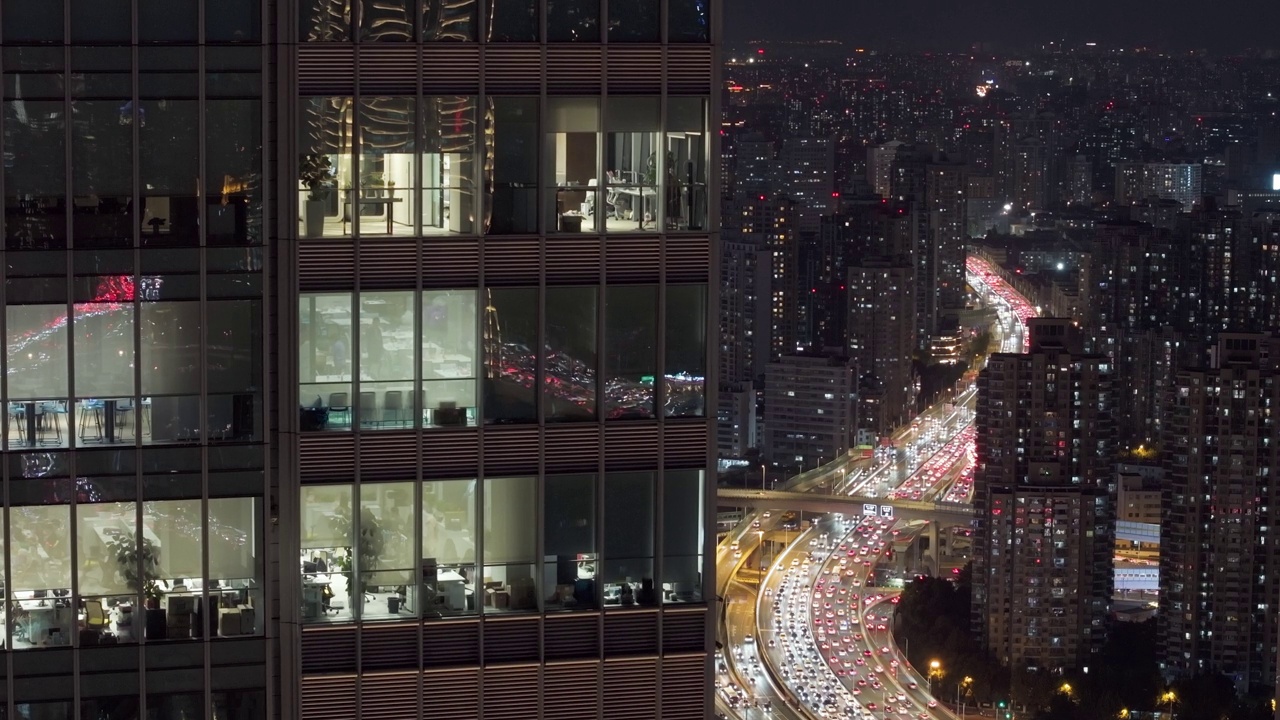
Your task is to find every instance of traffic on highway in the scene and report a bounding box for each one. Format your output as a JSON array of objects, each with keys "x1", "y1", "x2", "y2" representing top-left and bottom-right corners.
[{"x1": 716, "y1": 263, "x2": 1036, "y2": 720}]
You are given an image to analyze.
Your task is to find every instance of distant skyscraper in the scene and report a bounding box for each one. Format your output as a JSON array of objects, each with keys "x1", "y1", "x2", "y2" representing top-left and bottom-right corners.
[
  {"x1": 868, "y1": 140, "x2": 907, "y2": 199},
  {"x1": 973, "y1": 319, "x2": 1115, "y2": 672},
  {"x1": 926, "y1": 160, "x2": 969, "y2": 315},
  {"x1": 1114, "y1": 162, "x2": 1203, "y2": 211},
  {"x1": 779, "y1": 137, "x2": 836, "y2": 232},
  {"x1": 764, "y1": 354, "x2": 854, "y2": 469},
  {"x1": 1160, "y1": 334, "x2": 1280, "y2": 693},
  {"x1": 847, "y1": 261, "x2": 916, "y2": 434},
  {"x1": 735, "y1": 196, "x2": 799, "y2": 362}
]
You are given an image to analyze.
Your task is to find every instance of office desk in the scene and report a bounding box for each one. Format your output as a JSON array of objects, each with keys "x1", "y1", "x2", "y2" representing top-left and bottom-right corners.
[
  {"x1": 342, "y1": 192, "x2": 403, "y2": 235},
  {"x1": 612, "y1": 186, "x2": 658, "y2": 230}
]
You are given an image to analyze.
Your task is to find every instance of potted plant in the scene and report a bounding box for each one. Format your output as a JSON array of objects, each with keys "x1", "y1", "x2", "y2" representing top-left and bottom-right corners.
[
  {"x1": 106, "y1": 531, "x2": 164, "y2": 606},
  {"x1": 300, "y1": 153, "x2": 335, "y2": 236}
]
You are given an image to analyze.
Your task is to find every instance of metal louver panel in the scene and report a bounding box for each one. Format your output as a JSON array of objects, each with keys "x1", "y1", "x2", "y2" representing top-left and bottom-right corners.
[
  {"x1": 356, "y1": 46, "x2": 419, "y2": 94},
  {"x1": 359, "y1": 240, "x2": 420, "y2": 288},
  {"x1": 482, "y1": 664, "x2": 540, "y2": 720},
  {"x1": 482, "y1": 616, "x2": 540, "y2": 665},
  {"x1": 358, "y1": 432, "x2": 419, "y2": 480},
  {"x1": 420, "y1": 667, "x2": 480, "y2": 719},
  {"x1": 543, "y1": 611, "x2": 600, "y2": 660},
  {"x1": 421, "y1": 45, "x2": 482, "y2": 94},
  {"x1": 420, "y1": 429, "x2": 480, "y2": 478},
  {"x1": 542, "y1": 661, "x2": 600, "y2": 716},
  {"x1": 662, "y1": 606, "x2": 709, "y2": 653},
  {"x1": 664, "y1": 235, "x2": 711, "y2": 283},
  {"x1": 604, "y1": 657, "x2": 659, "y2": 718},
  {"x1": 605, "y1": 235, "x2": 661, "y2": 283},
  {"x1": 545, "y1": 236, "x2": 602, "y2": 283},
  {"x1": 421, "y1": 237, "x2": 480, "y2": 288},
  {"x1": 606, "y1": 46, "x2": 664, "y2": 94},
  {"x1": 603, "y1": 609, "x2": 659, "y2": 657},
  {"x1": 300, "y1": 626, "x2": 358, "y2": 674},
  {"x1": 422, "y1": 619, "x2": 481, "y2": 667},
  {"x1": 604, "y1": 422, "x2": 660, "y2": 471},
  {"x1": 661, "y1": 654, "x2": 709, "y2": 719},
  {"x1": 361, "y1": 622, "x2": 420, "y2": 671},
  {"x1": 481, "y1": 426, "x2": 540, "y2": 475},
  {"x1": 300, "y1": 674, "x2": 357, "y2": 720},
  {"x1": 298, "y1": 46, "x2": 357, "y2": 94},
  {"x1": 359, "y1": 671, "x2": 420, "y2": 720},
  {"x1": 543, "y1": 424, "x2": 601, "y2": 473},
  {"x1": 663, "y1": 421, "x2": 708, "y2": 468},
  {"x1": 482, "y1": 237, "x2": 541, "y2": 285},
  {"x1": 298, "y1": 242, "x2": 356, "y2": 292},
  {"x1": 665, "y1": 46, "x2": 714, "y2": 94},
  {"x1": 484, "y1": 46, "x2": 542, "y2": 94},
  {"x1": 298, "y1": 435, "x2": 356, "y2": 483},
  {"x1": 546, "y1": 46, "x2": 603, "y2": 94}
]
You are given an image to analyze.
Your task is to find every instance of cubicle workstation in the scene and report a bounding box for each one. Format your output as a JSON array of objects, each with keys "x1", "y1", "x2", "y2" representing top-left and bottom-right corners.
[
  {"x1": 3, "y1": 495, "x2": 263, "y2": 649},
  {"x1": 299, "y1": 470, "x2": 707, "y2": 623}
]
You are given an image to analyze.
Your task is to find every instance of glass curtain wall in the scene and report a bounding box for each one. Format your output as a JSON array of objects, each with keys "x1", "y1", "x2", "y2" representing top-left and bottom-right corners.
[
  {"x1": 300, "y1": 470, "x2": 702, "y2": 622},
  {"x1": 299, "y1": 289, "x2": 479, "y2": 431},
  {"x1": 298, "y1": 95, "x2": 478, "y2": 238}
]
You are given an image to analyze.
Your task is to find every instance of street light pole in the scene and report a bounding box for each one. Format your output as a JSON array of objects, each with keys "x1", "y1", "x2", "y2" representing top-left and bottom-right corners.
[{"x1": 760, "y1": 463, "x2": 766, "y2": 492}]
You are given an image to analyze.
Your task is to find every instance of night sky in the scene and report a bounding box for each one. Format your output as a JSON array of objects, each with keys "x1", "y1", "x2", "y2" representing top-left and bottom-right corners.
[{"x1": 725, "y1": 0, "x2": 1280, "y2": 52}]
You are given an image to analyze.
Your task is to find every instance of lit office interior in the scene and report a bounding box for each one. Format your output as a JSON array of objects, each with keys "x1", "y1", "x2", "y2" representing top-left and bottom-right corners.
[
  {"x1": 297, "y1": 95, "x2": 708, "y2": 237},
  {"x1": 300, "y1": 0, "x2": 708, "y2": 44},
  {"x1": 299, "y1": 470, "x2": 705, "y2": 622},
  {"x1": 297, "y1": 284, "x2": 706, "y2": 430}
]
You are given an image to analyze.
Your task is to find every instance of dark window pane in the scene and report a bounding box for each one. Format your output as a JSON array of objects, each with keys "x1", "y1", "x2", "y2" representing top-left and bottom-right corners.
[
  {"x1": 664, "y1": 284, "x2": 706, "y2": 417},
  {"x1": 145, "y1": 693, "x2": 200, "y2": 720},
  {"x1": 360, "y1": 0, "x2": 413, "y2": 41},
  {"x1": 140, "y1": 0, "x2": 200, "y2": 42},
  {"x1": 141, "y1": 100, "x2": 201, "y2": 246},
  {"x1": 207, "y1": 0, "x2": 261, "y2": 42},
  {"x1": 300, "y1": 0, "x2": 352, "y2": 41},
  {"x1": 487, "y1": 0, "x2": 537, "y2": 41},
  {"x1": 603, "y1": 472, "x2": 655, "y2": 606},
  {"x1": 546, "y1": 0, "x2": 598, "y2": 42},
  {"x1": 71, "y1": 100, "x2": 134, "y2": 249},
  {"x1": 212, "y1": 689, "x2": 267, "y2": 720},
  {"x1": 544, "y1": 474, "x2": 597, "y2": 610},
  {"x1": 70, "y1": 0, "x2": 131, "y2": 43},
  {"x1": 667, "y1": 0, "x2": 709, "y2": 42},
  {"x1": 604, "y1": 284, "x2": 656, "y2": 419},
  {"x1": 206, "y1": 100, "x2": 263, "y2": 246},
  {"x1": 662, "y1": 469, "x2": 703, "y2": 603},
  {"x1": 4, "y1": 99, "x2": 67, "y2": 250},
  {"x1": 484, "y1": 97, "x2": 538, "y2": 235},
  {"x1": 483, "y1": 287, "x2": 538, "y2": 423},
  {"x1": 83, "y1": 697, "x2": 140, "y2": 720},
  {"x1": 2, "y1": 0, "x2": 63, "y2": 43},
  {"x1": 544, "y1": 286, "x2": 597, "y2": 422},
  {"x1": 424, "y1": 0, "x2": 476, "y2": 41},
  {"x1": 608, "y1": 0, "x2": 658, "y2": 42}
]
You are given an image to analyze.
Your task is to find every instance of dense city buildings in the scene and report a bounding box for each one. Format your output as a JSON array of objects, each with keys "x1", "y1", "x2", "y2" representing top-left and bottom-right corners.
[
  {"x1": 973, "y1": 319, "x2": 1115, "y2": 673},
  {"x1": 0, "y1": 0, "x2": 718, "y2": 718}
]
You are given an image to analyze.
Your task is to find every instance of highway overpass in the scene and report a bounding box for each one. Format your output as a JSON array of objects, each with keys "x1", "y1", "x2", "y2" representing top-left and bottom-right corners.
[{"x1": 717, "y1": 488, "x2": 975, "y2": 525}]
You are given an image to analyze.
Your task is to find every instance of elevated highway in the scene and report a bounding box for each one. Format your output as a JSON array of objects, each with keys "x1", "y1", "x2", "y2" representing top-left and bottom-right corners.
[{"x1": 717, "y1": 487, "x2": 975, "y2": 525}]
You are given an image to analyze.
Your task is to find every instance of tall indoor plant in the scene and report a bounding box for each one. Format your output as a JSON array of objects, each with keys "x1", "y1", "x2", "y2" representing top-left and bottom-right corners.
[{"x1": 300, "y1": 153, "x2": 335, "y2": 236}]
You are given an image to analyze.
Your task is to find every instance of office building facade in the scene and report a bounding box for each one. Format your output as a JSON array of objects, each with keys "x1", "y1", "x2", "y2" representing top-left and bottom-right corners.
[
  {"x1": 972, "y1": 319, "x2": 1115, "y2": 672},
  {"x1": 0, "y1": 0, "x2": 720, "y2": 718}
]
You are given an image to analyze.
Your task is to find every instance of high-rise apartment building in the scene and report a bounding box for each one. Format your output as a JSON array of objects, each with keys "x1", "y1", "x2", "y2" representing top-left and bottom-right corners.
[
  {"x1": 0, "y1": 1, "x2": 719, "y2": 718},
  {"x1": 1159, "y1": 334, "x2": 1280, "y2": 693},
  {"x1": 973, "y1": 319, "x2": 1115, "y2": 673},
  {"x1": 868, "y1": 141, "x2": 906, "y2": 199},
  {"x1": 1114, "y1": 162, "x2": 1203, "y2": 211},
  {"x1": 734, "y1": 196, "x2": 798, "y2": 362},
  {"x1": 778, "y1": 137, "x2": 835, "y2": 233},
  {"x1": 763, "y1": 354, "x2": 854, "y2": 469},
  {"x1": 847, "y1": 262, "x2": 916, "y2": 434}
]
